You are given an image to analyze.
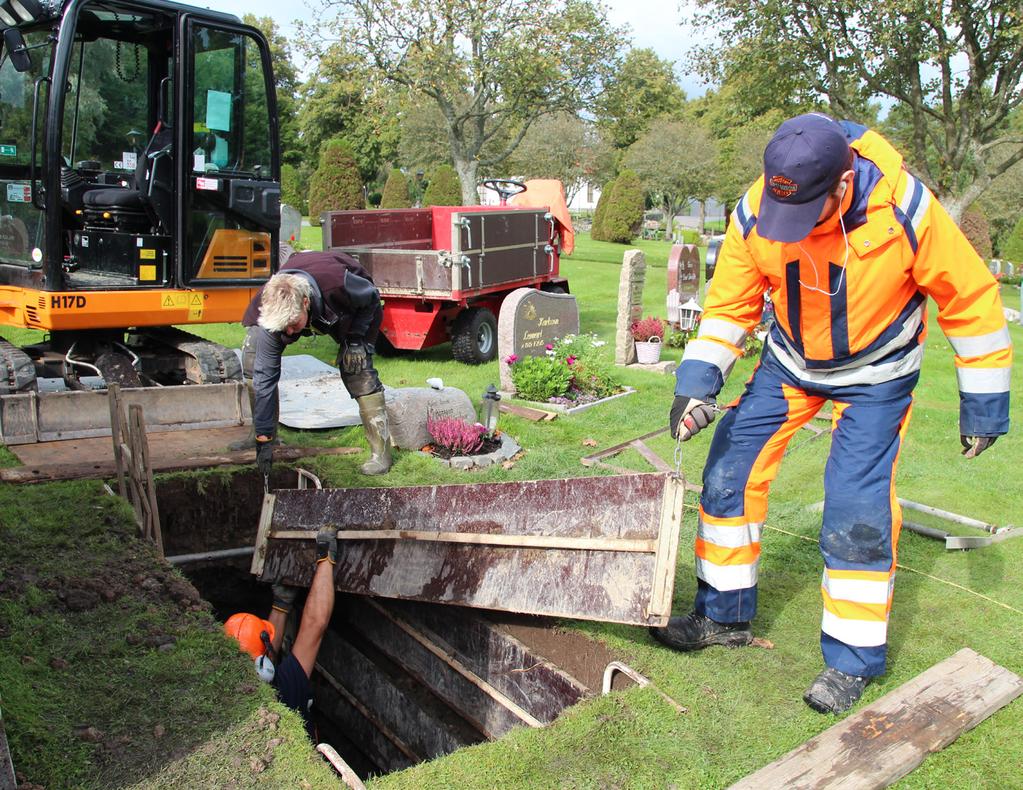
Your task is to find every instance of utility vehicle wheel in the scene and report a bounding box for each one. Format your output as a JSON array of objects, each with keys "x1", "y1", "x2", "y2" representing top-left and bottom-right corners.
[
  {"x1": 451, "y1": 308, "x2": 498, "y2": 364},
  {"x1": 373, "y1": 334, "x2": 403, "y2": 357},
  {"x1": 541, "y1": 284, "x2": 567, "y2": 294}
]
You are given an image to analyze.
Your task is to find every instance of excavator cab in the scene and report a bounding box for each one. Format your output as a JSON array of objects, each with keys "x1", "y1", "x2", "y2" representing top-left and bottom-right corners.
[{"x1": 0, "y1": 0, "x2": 280, "y2": 392}]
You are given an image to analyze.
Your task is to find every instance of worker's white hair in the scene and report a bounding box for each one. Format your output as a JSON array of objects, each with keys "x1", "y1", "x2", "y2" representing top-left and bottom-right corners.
[{"x1": 257, "y1": 273, "x2": 312, "y2": 332}]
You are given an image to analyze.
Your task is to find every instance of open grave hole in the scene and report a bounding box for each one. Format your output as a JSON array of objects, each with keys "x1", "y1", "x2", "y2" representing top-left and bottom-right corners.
[{"x1": 158, "y1": 471, "x2": 639, "y2": 781}]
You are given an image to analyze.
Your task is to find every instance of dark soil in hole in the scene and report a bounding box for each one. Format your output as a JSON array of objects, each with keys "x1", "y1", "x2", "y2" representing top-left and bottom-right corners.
[
  {"x1": 183, "y1": 562, "x2": 269, "y2": 622},
  {"x1": 426, "y1": 434, "x2": 502, "y2": 460}
]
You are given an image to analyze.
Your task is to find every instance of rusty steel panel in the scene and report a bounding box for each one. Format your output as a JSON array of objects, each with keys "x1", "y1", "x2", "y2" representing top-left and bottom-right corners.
[
  {"x1": 257, "y1": 473, "x2": 684, "y2": 626},
  {"x1": 345, "y1": 249, "x2": 452, "y2": 294},
  {"x1": 324, "y1": 209, "x2": 432, "y2": 251},
  {"x1": 453, "y1": 210, "x2": 549, "y2": 290}
]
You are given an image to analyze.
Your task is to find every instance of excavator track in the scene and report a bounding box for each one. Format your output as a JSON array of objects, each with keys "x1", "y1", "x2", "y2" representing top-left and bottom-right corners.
[
  {"x1": 0, "y1": 338, "x2": 38, "y2": 395},
  {"x1": 138, "y1": 327, "x2": 242, "y2": 385}
]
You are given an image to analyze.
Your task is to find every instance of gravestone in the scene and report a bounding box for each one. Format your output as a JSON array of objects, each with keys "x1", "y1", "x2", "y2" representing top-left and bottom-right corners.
[
  {"x1": 667, "y1": 244, "x2": 701, "y2": 302},
  {"x1": 614, "y1": 249, "x2": 646, "y2": 365},
  {"x1": 386, "y1": 387, "x2": 477, "y2": 449},
  {"x1": 497, "y1": 288, "x2": 580, "y2": 392}
]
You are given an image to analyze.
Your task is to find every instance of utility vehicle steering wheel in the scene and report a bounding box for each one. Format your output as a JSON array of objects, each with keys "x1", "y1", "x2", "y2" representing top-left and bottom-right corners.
[{"x1": 481, "y1": 178, "x2": 526, "y2": 206}]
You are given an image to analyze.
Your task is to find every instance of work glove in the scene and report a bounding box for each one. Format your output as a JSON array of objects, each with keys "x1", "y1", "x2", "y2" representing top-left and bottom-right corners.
[
  {"x1": 316, "y1": 526, "x2": 339, "y2": 565},
  {"x1": 256, "y1": 439, "x2": 274, "y2": 478},
  {"x1": 960, "y1": 435, "x2": 997, "y2": 459},
  {"x1": 670, "y1": 395, "x2": 717, "y2": 441},
  {"x1": 340, "y1": 341, "x2": 368, "y2": 374},
  {"x1": 271, "y1": 582, "x2": 300, "y2": 616}
]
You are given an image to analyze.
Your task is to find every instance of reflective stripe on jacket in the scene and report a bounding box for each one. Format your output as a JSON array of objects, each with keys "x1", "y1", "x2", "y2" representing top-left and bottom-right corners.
[{"x1": 676, "y1": 123, "x2": 1011, "y2": 436}]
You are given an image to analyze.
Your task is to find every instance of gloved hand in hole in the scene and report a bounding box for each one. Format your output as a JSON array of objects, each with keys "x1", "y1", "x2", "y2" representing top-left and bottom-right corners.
[
  {"x1": 256, "y1": 439, "x2": 274, "y2": 477},
  {"x1": 670, "y1": 396, "x2": 717, "y2": 441},
  {"x1": 271, "y1": 582, "x2": 300, "y2": 616}
]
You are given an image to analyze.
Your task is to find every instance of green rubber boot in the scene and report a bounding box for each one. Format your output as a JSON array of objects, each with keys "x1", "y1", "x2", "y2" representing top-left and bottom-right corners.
[{"x1": 356, "y1": 391, "x2": 393, "y2": 475}]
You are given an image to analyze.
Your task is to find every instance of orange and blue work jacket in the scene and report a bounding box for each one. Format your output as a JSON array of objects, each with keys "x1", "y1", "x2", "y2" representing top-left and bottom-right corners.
[{"x1": 676, "y1": 122, "x2": 1011, "y2": 437}]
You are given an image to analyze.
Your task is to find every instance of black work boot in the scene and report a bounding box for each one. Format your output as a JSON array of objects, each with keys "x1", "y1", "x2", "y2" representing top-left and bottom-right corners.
[
  {"x1": 649, "y1": 611, "x2": 753, "y2": 651},
  {"x1": 803, "y1": 667, "x2": 868, "y2": 714}
]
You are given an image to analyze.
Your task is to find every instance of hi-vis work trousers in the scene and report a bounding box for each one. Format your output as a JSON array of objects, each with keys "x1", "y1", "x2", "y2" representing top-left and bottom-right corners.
[{"x1": 694, "y1": 349, "x2": 917, "y2": 677}]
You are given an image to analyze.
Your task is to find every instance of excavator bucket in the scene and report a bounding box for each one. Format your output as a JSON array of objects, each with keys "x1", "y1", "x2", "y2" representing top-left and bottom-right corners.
[
  {"x1": 252, "y1": 473, "x2": 685, "y2": 627},
  {"x1": 0, "y1": 382, "x2": 251, "y2": 444}
]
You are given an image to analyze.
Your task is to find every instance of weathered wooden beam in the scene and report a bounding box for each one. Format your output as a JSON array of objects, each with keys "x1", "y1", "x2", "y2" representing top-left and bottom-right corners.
[
  {"x1": 274, "y1": 529, "x2": 658, "y2": 554},
  {"x1": 258, "y1": 473, "x2": 685, "y2": 626},
  {"x1": 729, "y1": 648, "x2": 1023, "y2": 789},
  {"x1": 498, "y1": 402, "x2": 558, "y2": 422},
  {"x1": 0, "y1": 446, "x2": 359, "y2": 484}
]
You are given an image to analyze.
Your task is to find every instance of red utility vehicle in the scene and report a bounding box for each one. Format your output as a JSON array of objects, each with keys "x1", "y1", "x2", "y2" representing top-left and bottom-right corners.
[{"x1": 320, "y1": 180, "x2": 571, "y2": 364}]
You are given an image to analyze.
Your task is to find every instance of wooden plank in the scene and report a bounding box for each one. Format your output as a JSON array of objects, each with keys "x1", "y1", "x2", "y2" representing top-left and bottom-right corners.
[
  {"x1": 274, "y1": 529, "x2": 657, "y2": 554},
  {"x1": 0, "y1": 445, "x2": 360, "y2": 484},
  {"x1": 107, "y1": 384, "x2": 127, "y2": 498},
  {"x1": 498, "y1": 402, "x2": 558, "y2": 422},
  {"x1": 249, "y1": 493, "x2": 277, "y2": 577},
  {"x1": 730, "y1": 648, "x2": 1023, "y2": 790},
  {"x1": 0, "y1": 707, "x2": 16, "y2": 790},
  {"x1": 258, "y1": 473, "x2": 683, "y2": 626},
  {"x1": 383, "y1": 599, "x2": 589, "y2": 725},
  {"x1": 365, "y1": 599, "x2": 543, "y2": 729}
]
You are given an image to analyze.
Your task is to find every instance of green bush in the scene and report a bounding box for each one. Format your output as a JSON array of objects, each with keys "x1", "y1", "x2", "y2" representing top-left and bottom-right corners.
[
  {"x1": 960, "y1": 208, "x2": 993, "y2": 260},
  {"x1": 307, "y1": 139, "x2": 364, "y2": 225},
  {"x1": 423, "y1": 164, "x2": 463, "y2": 206},
  {"x1": 1001, "y1": 215, "x2": 1023, "y2": 264},
  {"x1": 590, "y1": 179, "x2": 615, "y2": 241},
  {"x1": 506, "y1": 334, "x2": 621, "y2": 404},
  {"x1": 508, "y1": 355, "x2": 573, "y2": 402},
  {"x1": 280, "y1": 164, "x2": 306, "y2": 214},
  {"x1": 600, "y1": 169, "x2": 645, "y2": 243},
  {"x1": 380, "y1": 168, "x2": 412, "y2": 209},
  {"x1": 679, "y1": 229, "x2": 699, "y2": 244}
]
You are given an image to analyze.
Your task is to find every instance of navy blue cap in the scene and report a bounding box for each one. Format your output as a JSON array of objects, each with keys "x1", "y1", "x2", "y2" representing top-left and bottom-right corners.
[{"x1": 758, "y1": 113, "x2": 851, "y2": 243}]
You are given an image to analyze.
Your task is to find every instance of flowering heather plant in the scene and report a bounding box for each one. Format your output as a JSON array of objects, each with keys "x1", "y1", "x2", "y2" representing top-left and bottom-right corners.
[
  {"x1": 426, "y1": 414, "x2": 486, "y2": 455},
  {"x1": 630, "y1": 315, "x2": 665, "y2": 342}
]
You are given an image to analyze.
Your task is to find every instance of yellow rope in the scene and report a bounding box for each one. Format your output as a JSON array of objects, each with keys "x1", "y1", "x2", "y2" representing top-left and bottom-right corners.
[{"x1": 681, "y1": 501, "x2": 1023, "y2": 618}]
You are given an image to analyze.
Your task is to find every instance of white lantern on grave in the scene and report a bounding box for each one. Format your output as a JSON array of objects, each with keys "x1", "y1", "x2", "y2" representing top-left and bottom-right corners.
[{"x1": 677, "y1": 298, "x2": 703, "y2": 332}]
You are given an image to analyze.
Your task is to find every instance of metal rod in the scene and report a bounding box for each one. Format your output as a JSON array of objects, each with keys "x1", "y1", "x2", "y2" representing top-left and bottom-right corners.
[
  {"x1": 898, "y1": 498, "x2": 999, "y2": 534},
  {"x1": 166, "y1": 547, "x2": 254, "y2": 565}
]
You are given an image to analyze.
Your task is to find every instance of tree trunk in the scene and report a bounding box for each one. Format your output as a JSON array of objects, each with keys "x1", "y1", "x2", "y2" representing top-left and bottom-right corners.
[
  {"x1": 453, "y1": 157, "x2": 480, "y2": 205},
  {"x1": 698, "y1": 201, "x2": 706, "y2": 236}
]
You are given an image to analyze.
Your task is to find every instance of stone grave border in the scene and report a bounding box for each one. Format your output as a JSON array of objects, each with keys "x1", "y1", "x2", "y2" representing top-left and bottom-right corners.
[
  {"x1": 420, "y1": 432, "x2": 522, "y2": 470},
  {"x1": 502, "y1": 386, "x2": 637, "y2": 415}
]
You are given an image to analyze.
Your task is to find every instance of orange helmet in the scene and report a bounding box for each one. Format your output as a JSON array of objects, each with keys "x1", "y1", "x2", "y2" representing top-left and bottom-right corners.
[{"x1": 224, "y1": 613, "x2": 275, "y2": 660}]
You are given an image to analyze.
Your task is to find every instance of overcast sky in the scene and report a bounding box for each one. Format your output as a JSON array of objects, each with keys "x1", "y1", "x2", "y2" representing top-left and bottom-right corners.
[{"x1": 200, "y1": 0, "x2": 712, "y2": 97}]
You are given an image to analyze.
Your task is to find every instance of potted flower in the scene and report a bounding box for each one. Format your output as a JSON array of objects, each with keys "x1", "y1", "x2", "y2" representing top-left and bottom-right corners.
[{"x1": 630, "y1": 316, "x2": 665, "y2": 364}]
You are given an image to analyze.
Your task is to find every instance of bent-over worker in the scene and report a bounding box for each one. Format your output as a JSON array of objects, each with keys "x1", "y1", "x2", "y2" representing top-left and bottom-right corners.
[{"x1": 241, "y1": 250, "x2": 392, "y2": 477}]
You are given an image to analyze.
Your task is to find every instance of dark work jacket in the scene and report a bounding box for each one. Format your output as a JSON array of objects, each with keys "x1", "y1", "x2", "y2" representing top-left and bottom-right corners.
[
  {"x1": 243, "y1": 251, "x2": 383, "y2": 436},
  {"x1": 242, "y1": 250, "x2": 382, "y2": 346}
]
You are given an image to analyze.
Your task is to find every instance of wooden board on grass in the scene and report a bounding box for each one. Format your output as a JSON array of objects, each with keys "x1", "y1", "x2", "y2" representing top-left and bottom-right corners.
[{"x1": 730, "y1": 648, "x2": 1023, "y2": 789}]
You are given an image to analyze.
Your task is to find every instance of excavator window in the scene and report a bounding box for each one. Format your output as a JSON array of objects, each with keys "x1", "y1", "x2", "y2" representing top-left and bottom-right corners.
[{"x1": 0, "y1": 26, "x2": 53, "y2": 267}]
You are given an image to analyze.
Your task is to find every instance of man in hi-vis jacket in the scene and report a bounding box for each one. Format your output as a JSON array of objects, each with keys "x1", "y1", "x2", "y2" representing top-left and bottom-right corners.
[{"x1": 652, "y1": 113, "x2": 1011, "y2": 713}]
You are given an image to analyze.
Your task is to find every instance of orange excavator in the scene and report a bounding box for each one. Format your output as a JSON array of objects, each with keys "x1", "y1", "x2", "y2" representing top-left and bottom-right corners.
[{"x1": 0, "y1": 0, "x2": 281, "y2": 394}]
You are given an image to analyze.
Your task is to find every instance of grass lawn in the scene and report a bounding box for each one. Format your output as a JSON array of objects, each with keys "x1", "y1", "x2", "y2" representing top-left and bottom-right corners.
[{"x1": 1, "y1": 230, "x2": 1021, "y2": 788}]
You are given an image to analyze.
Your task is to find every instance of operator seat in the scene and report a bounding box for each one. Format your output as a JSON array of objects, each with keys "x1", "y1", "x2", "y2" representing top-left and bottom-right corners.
[{"x1": 82, "y1": 122, "x2": 174, "y2": 232}]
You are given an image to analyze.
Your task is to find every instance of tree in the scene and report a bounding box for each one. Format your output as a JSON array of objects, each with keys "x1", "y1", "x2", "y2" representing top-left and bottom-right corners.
[
  {"x1": 243, "y1": 15, "x2": 303, "y2": 169},
  {"x1": 380, "y1": 168, "x2": 412, "y2": 208},
  {"x1": 423, "y1": 165, "x2": 462, "y2": 206},
  {"x1": 318, "y1": 0, "x2": 626, "y2": 204},
  {"x1": 625, "y1": 119, "x2": 717, "y2": 237},
  {"x1": 308, "y1": 139, "x2": 364, "y2": 223},
  {"x1": 281, "y1": 164, "x2": 306, "y2": 214},
  {"x1": 590, "y1": 180, "x2": 614, "y2": 241},
  {"x1": 689, "y1": 0, "x2": 1023, "y2": 221},
  {"x1": 595, "y1": 48, "x2": 687, "y2": 150},
  {"x1": 505, "y1": 114, "x2": 611, "y2": 204},
  {"x1": 599, "y1": 169, "x2": 645, "y2": 243},
  {"x1": 297, "y1": 41, "x2": 401, "y2": 183},
  {"x1": 959, "y1": 208, "x2": 993, "y2": 260},
  {"x1": 1002, "y1": 216, "x2": 1023, "y2": 264}
]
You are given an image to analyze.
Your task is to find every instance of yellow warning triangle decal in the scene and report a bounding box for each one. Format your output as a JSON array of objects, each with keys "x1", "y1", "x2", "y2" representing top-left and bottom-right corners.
[
  {"x1": 162, "y1": 294, "x2": 175, "y2": 307},
  {"x1": 190, "y1": 294, "x2": 202, "y2": 306}
]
